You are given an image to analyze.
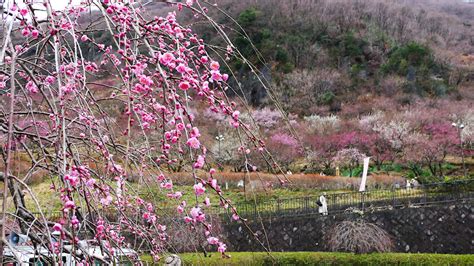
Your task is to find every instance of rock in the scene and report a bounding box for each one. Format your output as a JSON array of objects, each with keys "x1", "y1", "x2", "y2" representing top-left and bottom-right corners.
[
  {"x1": 293, "y1": 227, "x2": 298, "y2": 232},
  {"x1": 405, "y1": 245, "x2": 410, "y2": 252},
  {"x1": 164, "y1": 254, "x2": 181, "y2": 266}
]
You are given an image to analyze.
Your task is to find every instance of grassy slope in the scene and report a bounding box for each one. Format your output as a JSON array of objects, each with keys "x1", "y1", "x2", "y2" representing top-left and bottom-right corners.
[
  {"x1": 2, "y1": 181, "x2": 348, "y2": 214},
  {"x1": 0, "y1": 174, "x2": 433, "y2": 217}
]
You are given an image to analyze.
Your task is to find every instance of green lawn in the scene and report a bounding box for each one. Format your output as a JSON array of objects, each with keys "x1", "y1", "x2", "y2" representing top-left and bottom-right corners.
[{"x1": 142, "y1": 252, "x2": 474, "y2": 265}]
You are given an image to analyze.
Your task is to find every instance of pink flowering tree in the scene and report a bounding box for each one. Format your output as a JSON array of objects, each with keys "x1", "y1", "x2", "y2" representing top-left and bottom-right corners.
[
  {"x1": 364, "y1": 135, "x2": 395, "y2": 171},
  {"x1": 0, "y1": 0, "x2": 279, "y2": 263},
  {"x1": 266, "y1": 133, "x2": 302, "y2": 171},
  {"x1": 402, "y1": 123, "x2": 458, "y2": 179}
]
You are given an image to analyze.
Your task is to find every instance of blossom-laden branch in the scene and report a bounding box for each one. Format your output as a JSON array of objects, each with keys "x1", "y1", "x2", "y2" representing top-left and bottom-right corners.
[{"x1": 0, "y1": 0, "x2": 279, "y2": 263}]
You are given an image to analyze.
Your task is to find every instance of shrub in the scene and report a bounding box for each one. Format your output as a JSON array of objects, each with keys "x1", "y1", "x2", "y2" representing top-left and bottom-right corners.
[
  {"x1": 382, "y1": 42, "x2": 433, "y2": 75},
  {"x1": 382, "y1": 42, "x2": 450, "y2": 96},
  {"x1": 320, "y1": 90, "x2": 336, "y2": 105},
  {"x1": 326, "y1": 220, "x2": 394, "y2": 254},
  {"x1": 237, "y1": 8, "x2": 260, "y2": 27}
]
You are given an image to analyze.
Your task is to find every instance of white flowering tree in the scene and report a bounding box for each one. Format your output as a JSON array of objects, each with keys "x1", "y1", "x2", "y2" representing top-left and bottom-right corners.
[{"x1": 333, "y1": 148, "x2": 366, "y2": 177}]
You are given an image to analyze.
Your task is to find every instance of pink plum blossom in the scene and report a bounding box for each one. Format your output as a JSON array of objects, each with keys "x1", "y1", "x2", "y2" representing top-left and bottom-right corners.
[
  {"x1": 191, "y1": 127, "x2": 201, "y2": 138},
  {"x1": 210, "y1": 60, "x2": 220, "y2": 71},
  {"x1": 210, "y1": 179, "x2": 218, "y2": 189},
  {"x1": 179, "y1": 81, "x2": 190, "y2": 90},
  {"x1": 186, "y1": 137, "x2": 200, "y2": 149},
  {"x1": 167, "y1": 191, "x2": 183, "y2": 199},
  {"x1": 204, "y1": 197, "x2": 211, "y2": 206},
  {"x1": 193, "y1": 183, "x2": 205, "y2": 196},
  {"x1": 53, "y1": 223, "x2": 62, "y2": 232},
  {"x1": 26, "y1": 81, "x2": 38, "y2": 94},
  {"x1": 31, "y1": 30, "x2": 39, "y2": 39},
  {"x1": 71, "y1": 216, "x2": 80, "y2": 228},
  {"x1": 64, "y1": 200, "x2": 75, "y2": 211},
  {"x1": 176, "y1": 63, "x2": 187, "y2": 73},
  {"x1": 161, "y1": 181, "x2": 173, "y2": 190},
  {"x1": 232, "y1": 111, "x2": 240, "y2": 120},
  {"x1": 232, "y1": 213, "x2": 240, "y2": 221},
  {"x1": 218, "y1": 243, "x2": 227, "y2": 253},
  {"x1": 193, "y1": 155, "x2": 205, "y2": 169},
  {"x1": 207, "y1": 237, "x2": 219, "y2": 245},
  {"x1": 159, "y1": 52, "x2": 175, "y2": 65}
]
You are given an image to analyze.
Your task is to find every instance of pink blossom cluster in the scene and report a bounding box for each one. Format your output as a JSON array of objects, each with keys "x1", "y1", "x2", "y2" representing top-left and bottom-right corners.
[{"x1": 0, "y1": 0, "x2": 260, "y2": 261}]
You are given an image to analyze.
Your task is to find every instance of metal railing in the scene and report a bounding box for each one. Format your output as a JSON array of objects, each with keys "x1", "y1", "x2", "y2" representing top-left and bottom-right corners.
[
  {"x1": 219, "y1": 179, "x2": 474, "y2": 220},
  {"x1": 32, "y1": 179, "x2": 474, "y2": 222}
]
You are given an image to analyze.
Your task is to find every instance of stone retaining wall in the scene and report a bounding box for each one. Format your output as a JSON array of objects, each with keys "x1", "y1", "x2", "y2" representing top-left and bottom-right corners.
[{"x1": 223, "y1": 201, "x2": 474, "y2": 254}]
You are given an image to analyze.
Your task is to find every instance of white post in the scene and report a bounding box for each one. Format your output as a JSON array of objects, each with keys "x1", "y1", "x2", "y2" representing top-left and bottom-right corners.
[{"x1": 359, "y1": 157, "x2": 370, "y2": 192}]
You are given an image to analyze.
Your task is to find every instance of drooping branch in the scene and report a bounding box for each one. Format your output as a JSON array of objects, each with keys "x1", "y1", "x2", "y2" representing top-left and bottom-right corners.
[{"x1": 0, "y1": 1, "x2": 293, "y2": 263}]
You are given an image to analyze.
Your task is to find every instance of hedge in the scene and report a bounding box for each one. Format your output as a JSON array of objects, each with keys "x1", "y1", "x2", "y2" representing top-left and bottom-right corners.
[{"x1": 142, "y1": 252, "x2": 474, "y2": 265}]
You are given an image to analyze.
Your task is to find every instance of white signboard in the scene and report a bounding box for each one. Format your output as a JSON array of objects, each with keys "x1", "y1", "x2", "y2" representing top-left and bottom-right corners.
[{"x1": 359, "y1": 157, "x2": 370, "y2": 192}]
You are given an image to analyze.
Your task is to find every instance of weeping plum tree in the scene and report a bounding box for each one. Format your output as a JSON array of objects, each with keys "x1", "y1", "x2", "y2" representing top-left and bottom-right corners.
[{"x1": 0, "y1": 0, "x2": 288, "y2": 263}]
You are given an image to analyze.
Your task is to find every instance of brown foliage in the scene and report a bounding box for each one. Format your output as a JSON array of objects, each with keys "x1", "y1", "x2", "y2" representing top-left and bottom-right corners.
[{"x1": 166, "y1": 172, "x2": 403, "y2": 190}]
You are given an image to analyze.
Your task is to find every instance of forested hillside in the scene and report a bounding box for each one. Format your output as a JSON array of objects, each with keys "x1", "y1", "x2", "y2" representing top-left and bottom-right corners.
[
  {"x1": 182, "y1": 0, "x2": 474, "y2": 114},
  {"x1": 61, "y1": 0, "x2": 474, "y2": 115}
]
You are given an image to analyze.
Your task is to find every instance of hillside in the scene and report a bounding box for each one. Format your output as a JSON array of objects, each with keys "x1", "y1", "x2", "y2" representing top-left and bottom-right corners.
[
  {"x1": 181, "y1": 0, "x2": 474, "y2": 114},
  {"x1": 63, "y1": 0, "x2": 474, "y2": 115}
]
